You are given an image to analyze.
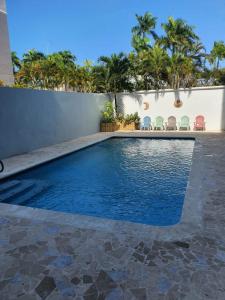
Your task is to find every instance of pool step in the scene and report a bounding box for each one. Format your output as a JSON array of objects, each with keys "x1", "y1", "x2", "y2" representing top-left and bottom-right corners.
[
  {"x1": 0, "y1": 180, "x2": 35, "y2": 202},
  {"x1": 11, "y1": 181, "x2": 49, "y2": 205},
  {"x1": 0, "y1": 180, "x2": 49, "y2": 204},
  {"x1": 0, "y1": 180, "x2": 21, "y2": 194}
]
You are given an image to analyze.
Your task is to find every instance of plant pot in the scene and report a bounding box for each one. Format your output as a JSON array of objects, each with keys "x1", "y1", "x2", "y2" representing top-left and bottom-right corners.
[
  {"x1": 100, "y1": 122, "x2": 116, "y2": 132},
  {"x1": 135, "y1": 122, "x2": 140, "y2": 130},
  {"x1": 115, "y1": 121, "x2": 136, "y2": 131}
]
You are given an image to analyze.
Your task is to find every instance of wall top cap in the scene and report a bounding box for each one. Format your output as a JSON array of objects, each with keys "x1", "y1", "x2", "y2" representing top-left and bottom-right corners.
[{"x1": 118, "y1": 85, "x2": 225, "y2": 95}]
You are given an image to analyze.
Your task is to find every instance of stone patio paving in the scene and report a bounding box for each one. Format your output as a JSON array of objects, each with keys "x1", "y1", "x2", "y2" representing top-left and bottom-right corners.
[{"x1": 0, "y1": 132, "x2": 225, "y2": 299}]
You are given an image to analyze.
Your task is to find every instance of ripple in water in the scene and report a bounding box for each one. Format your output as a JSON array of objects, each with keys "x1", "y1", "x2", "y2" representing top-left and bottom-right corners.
[{"x1": 13, "y1": 138, "x2": 194, "y2": 226}]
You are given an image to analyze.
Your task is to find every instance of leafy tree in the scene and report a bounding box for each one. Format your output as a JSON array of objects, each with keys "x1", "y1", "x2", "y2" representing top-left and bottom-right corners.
[{"x1": 11, "y1": 13, "x2": 225, "y2": 92}]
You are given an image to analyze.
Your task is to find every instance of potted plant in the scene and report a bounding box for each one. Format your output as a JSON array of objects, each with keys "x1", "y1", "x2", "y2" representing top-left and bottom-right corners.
[
  {"x1": 115, "y1": 112, "x2": 140, "y2": 131},
  {"x1": 124, "y1": 112, "x2": 140, "y2": 130},
  {"x1": 100, "y1": 101, "x2": 116, "y2": 132},
  {"x1": 133, "y1": 112, "x2": 141, "y2": 130},
  {"x1": 115, "y1": 113, "x2": 125, "y2": 130}
]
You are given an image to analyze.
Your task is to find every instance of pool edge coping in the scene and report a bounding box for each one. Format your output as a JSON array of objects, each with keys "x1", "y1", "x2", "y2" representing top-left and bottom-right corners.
[{"x1": 0, "y1": 131, "x2": 217, "y2": 240}]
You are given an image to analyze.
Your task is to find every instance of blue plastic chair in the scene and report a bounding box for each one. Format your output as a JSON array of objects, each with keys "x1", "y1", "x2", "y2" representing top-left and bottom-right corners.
[{"x1": 142, "y1": 116, "x2": 151, "y2": 130}]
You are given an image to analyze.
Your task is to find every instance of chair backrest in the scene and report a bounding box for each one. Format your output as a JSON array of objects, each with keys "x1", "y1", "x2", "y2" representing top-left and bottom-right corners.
[
  {"x1": 168, "y1": 116, "x2": 176, "y2": 126},
  {"x1": 195, "y1": 115, "x2": 205, "y2": 125},
  {"x1": 180, "y1": 115, "x2": 190, "y2": 126},
  {"x1": 143, "y1": 116, "x2": 151, "y2": 127},
  {"x1": 155, "y1": 116, "x2": 164, "y2": 127}
]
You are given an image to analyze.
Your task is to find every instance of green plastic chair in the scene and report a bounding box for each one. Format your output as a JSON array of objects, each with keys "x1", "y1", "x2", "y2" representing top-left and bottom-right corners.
[
  {"x1": 154, "y1": 116, "x2": 164, "y2": 130},
  {"x1": 179, "y1": 116, "x2": 190, "y2": 130}
]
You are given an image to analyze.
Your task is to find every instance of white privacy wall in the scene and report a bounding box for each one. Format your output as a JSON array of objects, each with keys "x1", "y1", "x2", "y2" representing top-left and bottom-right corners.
[
  {"x1": 0, "y1": 87, "x2": 108, "y2": 159},
  {"x1": 117, "y1": 86, "x2": 225, "y2": 131}
]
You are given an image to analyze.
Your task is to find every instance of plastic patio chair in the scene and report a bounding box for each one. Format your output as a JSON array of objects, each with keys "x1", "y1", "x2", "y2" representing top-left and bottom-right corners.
[
  {"x1": 194, "y1": 115, "x2": 206, "y2": 131},
  {"x1": 166, "y1": 116, "x2": 177, "y2": 130},
  {"x1": 154, "y1": 116, "x2": 164, "y2": 130},
  {"x1": 179, "y1": 116, "x2": 190, "y2": 131},
  {"x1": 142, "y1": 116, "x2": 151, "y2": 130}
]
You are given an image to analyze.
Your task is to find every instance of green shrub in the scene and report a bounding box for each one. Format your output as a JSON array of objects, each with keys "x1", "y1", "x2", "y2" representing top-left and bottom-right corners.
[
  {"x1": 101, "y1": 101, "x2": 115, "y2": 123},
  {"x1": 12, "y1": 83, "x2": 28, "y2": 89},
  {"x1": 124, "y1": 112, "x2": 140, "y2": 124},
  {"x1": 116, "y1": 113, "x2": 124, "y2": 123}
]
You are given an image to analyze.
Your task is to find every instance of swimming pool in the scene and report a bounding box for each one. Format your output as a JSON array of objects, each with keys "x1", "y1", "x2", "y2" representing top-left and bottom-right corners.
[{"x1": 1, "y1": 138, "x2": 194, "y2": 226}]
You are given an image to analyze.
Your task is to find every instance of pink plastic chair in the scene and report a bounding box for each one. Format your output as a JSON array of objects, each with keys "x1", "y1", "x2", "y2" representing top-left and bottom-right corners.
[{"x1": 194, "y1": 115, "x2": 205, "y2": 131}]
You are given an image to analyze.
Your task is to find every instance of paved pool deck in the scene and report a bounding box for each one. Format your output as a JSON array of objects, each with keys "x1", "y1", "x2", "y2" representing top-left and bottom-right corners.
[{"x1": 0, "y1": 131, "x2": 225, "y2": 300}]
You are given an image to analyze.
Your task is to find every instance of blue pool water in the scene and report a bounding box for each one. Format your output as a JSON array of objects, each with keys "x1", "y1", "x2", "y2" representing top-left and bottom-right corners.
[{"x1": 4, "y1": 138, "x2": 194, "y2": 226}]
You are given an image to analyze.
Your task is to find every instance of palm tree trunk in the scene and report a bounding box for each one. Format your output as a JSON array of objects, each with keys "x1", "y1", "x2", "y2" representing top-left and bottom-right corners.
[
  {"x1": 217, "y1": 58, "x2": 220, "y2": 70},
  {"x1": 114, "y1": 93, "x2": 118, "y2": 115}
]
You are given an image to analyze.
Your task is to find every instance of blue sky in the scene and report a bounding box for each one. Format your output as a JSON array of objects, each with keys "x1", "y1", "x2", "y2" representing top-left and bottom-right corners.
[{"x1": 7, "y1": 0, "x2": 225, "y2": 64}]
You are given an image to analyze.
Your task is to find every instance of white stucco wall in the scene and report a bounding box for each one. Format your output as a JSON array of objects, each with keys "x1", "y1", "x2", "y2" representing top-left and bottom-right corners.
[
  {"x1": 117, "y1": 86, "x2": 225, "y2": 131},
  {"x1": 0, "y1": 87, "x2": 108, "y2": 159}
]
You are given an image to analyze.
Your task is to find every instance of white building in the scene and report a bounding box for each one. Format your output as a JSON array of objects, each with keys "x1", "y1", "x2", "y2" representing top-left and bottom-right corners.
[{"x1": 0, "y1": 0, "x2": 14, "y2": 85}]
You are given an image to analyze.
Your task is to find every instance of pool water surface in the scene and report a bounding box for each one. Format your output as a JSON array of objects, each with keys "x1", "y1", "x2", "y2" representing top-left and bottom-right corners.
[{"x1": 3, "y1": 138, "x2": 194, "y2": 226}]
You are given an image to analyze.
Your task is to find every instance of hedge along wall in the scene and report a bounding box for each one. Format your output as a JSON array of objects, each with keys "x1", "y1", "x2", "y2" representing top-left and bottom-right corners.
[
  {"x1": 116, "y1": 86, "x2": 225, "y2": 131},
  {"x1": 0, "y1": 87, "x2": 108, "y2": 159}
]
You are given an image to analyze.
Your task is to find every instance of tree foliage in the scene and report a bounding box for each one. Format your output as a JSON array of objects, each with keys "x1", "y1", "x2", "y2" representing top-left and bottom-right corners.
[{"x1": 11, "y1": 13, "x2": 225, "y2": 92}]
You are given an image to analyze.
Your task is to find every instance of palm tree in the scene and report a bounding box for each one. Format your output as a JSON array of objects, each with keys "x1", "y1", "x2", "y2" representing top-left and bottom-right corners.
[
  {"x1": 139, "y1": 45, "x2": 169, "y2": 89},
  {"x1": 11, "y1": 51, "x2": 21, "y2": 74},
  {"x1": 92, "y1": 65, "x2": 109, "y2": 93},
  {"x1": 16, "y1": 60, "x2": 42, "y2": 88},
  {"x1": 208, "y1": 41, "x2": 225, "y2": 69},
  {"x1": 57, "y1": 51, "x2": 76, "y2": 66},
  {"x1": 188, "y1": 42, "x2": 206, "y2": 67},
  {"x1": 22, "y1": 49, "x2": 46, "y2": 64},
  {"x1": 131, "y1": 12, "x2": 158, "y2": 52},
  {"x1": 166, "y1": 54, "x2": 197, "y2": 89},
  {"x1": 98, "y1": 53, "x2": 132, "y2": 111},
  {"x1": 160, "y1": 17, "x2": 204, "y2": 89},
  {"x1": 72, "y1": 61, "x2": 95, "y2": 93},
  {"x1": 160, "y1": 17, "x2": 199, "y2": 55},
  {"x1": 47, "y1": 51, "x2": 77, "y2": 91}
]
